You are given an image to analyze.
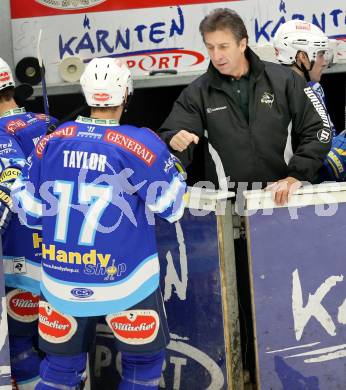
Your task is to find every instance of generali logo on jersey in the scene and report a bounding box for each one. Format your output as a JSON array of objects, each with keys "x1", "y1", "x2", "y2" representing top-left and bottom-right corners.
[
  {"x1": 106, "y1": 310, "x2": 159, "y2": 345},
  {"x1": 35, "y1": 125, "x2": 77, "y2": 159},
  {"x1": 6, "y1": 119, "x2": 27, "y2": 134},
  {"x1": 36, "y1": 0, "x2": 106, "y2": 10},
  {"x1": 104, "y1": 130, "x2": 157, "y2": 166},
  {"x1": 6, "y1": 289, "x2": 39, "y2": 322},
  {"x1": 39, "y1": 301, "x2": 78, "y2": 343}
]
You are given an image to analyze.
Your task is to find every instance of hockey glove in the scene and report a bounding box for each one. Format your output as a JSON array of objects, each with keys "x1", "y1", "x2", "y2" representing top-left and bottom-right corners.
[{"x1": 0, "y1": 182, "x2": 12, "y2": 234}]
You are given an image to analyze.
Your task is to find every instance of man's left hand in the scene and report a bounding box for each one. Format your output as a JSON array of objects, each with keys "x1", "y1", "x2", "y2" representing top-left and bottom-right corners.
[{"x1": 265, "y1": 176, "x2": 302, "y2": 206}]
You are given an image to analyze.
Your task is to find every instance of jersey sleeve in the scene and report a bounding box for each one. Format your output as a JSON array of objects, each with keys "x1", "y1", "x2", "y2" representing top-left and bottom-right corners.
[
  {"x1": 287, "y1": 72, "x2": 332, "y2": 182},
  {"x1": 132, "y1": 147, "x2": 187, "y2": 223},
  {"x1": 11, "y1": 150, "x2": 43, "y2": 229},
  {"x1": 0, "y1": 132, "x2": 26, "y2": 188}
]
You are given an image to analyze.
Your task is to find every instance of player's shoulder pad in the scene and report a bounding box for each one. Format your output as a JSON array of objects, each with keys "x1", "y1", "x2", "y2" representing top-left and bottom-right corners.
[{"x1": 34, "y1": 122, "x2": 77, "y2": 159}]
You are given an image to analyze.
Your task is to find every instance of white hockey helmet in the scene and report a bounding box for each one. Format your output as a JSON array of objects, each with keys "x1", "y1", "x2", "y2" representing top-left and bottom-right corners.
[
  {"x1": 80, "y1": 58, "x2": 133, "y2": 107},
  {"x1": 0, "y1": 58, "x2": 15, "y2": 92},
  {"x1": 273, "y1": 20, "x2": 329, "y2": 65}
]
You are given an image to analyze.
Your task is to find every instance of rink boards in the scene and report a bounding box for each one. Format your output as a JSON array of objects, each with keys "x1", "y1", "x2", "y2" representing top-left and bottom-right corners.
[{"x1": 245, "y1": 184, "x2": 346, "y2": 390}]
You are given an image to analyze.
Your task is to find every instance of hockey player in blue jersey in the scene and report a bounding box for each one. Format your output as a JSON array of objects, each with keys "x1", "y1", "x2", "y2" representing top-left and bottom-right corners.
[
  {"x1": 273, "y1": 20, "x2": 346, "y2": 182},
  {"x1": 13, "y1": 58, "x2": 187, "y2": 390},
  {"x1": 0, "y1": 57, "x2": 57, "y2": 389}
]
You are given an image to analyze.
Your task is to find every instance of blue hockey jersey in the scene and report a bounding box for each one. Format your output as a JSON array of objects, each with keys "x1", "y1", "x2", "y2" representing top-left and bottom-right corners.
[
  {"x1": 1, "y1": 108, "x2": 57, "y2": 294},
  {"x1": 13, "y1": 116, "x2": 187, "y2": 316}
]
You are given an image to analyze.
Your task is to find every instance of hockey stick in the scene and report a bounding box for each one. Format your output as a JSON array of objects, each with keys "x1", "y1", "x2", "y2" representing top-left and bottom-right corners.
[
  {"x1": 37, "y1": 29, "x2": 51, "y2": 134},
  {"x1": 46, "y1": 103, "x2": 88, "y2": 135}
]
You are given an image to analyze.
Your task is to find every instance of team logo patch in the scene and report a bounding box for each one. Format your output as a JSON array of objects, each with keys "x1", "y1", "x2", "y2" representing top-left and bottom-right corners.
[
  {"x1": 39, "y1": 301, "x2": 77, "y2": 343},
  {"x1": 260, "y1": 92, "x2": 274, "y2": 108},
  {"x1": 92, "y1": 93, "x2": 110, "y2": 102},
  {"x1": 106, "y1": 310, "x2": 160, "y2": 345},
  {"x1": 317, "y1": 128, "x2": 332, "y2": 144},
  {"x1": 6, "y1": 289, "x2": 39, "y2": 322},
  {"x1": 35, "y1": 126, "x2": 77, "y2": 158},
  {"x1": 6, "y1": 119, "x2": 27, "y2": 134}
]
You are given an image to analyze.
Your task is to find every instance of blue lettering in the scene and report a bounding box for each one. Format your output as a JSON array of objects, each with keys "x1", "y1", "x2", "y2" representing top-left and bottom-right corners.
[
  {"x1": 96, "y1": 30, "x2": 114, "y2": 53},
  {"x1": 75, "y1": 32, "x2": 95, "y2": 54},
  {"x1": 292, "y1": 14, "x2": 304, "y2": 21},
  {"x1": 312, "y1": 13, "x2": 326, "y2": 32},
  {"x1": 59, "y1": 35, "x2": 77, "y2": 59},
  {"x1": 83, "y1": 264, "x2": 106, "y2": 275},
  {"x1": 150, "y1": 22, "x2": 165, "y2": 43},
  {"x1": 271, "y1": 16, "x2": 286, "y2": 38},
  {"x1": 115, "y1": 29, "x2": 130, "y2": 50},
  {"x1": 134, "y1": 24, "x2": 147, "y2": 43},
  {"x1": 255, "y1": 19, "x2": 272, "y2": 42},
  {"x1": 169, "y1": 6, "x2": 184, "y2": 37},
  {"x1": 84, "y1": 264, "x2": 94, "y2": 275},
  {"x1": 117, "y1": 263, "x2": 127, "y2": 276},
  {"x1": 330, "y1": 9, "x2": 342, "y2": 27}
]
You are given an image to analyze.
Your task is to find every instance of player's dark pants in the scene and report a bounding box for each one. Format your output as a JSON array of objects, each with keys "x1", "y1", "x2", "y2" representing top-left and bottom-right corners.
[{"x1": 35, "y1": 288, "x2": 169, "y2": 390}]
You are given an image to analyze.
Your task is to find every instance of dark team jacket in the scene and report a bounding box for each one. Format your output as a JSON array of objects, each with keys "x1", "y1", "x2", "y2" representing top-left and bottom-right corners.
[{"x1": 159, "y1": 48, "x2": 332, "y2": 187}]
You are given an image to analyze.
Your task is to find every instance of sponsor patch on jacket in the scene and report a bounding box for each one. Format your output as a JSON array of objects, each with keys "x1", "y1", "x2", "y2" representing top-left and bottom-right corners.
[
  {"x1": 35, "y1": 126, "x2": 77, "y2": 159},
  {"x1": 206, "y1": 106, "x2": 227, "y2": 114},
  {"x1": 106, "y1": 310, "x2": 160, "y2": 345},
  {"x1": 104, "y1": 130, "x2": 157, "y2": 166},
  {"x1": 6, "y1": 119, "x2": 27, "y2": 134},
  {"x1": 317, "y1": 128, "x2": 332, "y2": 144},
  {"x1": 304, "y1": 87, "x2": 331, "y2": 131},
  {"x1": 6, "y1": 289, "x2": 39, "y2": 322},
  {"x1": 39, "y1": 301, "x2": 77, "y2": 343}
]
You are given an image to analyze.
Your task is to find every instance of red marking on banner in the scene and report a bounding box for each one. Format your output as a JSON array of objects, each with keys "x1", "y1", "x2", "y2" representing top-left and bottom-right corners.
[{"x1": 11, "y1": 0, "x2": 241, "y2": 19}]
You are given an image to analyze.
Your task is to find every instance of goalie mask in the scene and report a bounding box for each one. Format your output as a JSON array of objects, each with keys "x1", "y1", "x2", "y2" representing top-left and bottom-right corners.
[{"x1": 80, "y1": 58, "x2": 133, "y2": 107}]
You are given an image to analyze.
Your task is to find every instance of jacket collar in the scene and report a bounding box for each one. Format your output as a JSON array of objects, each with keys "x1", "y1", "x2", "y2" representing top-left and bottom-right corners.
[{"x1": 206, "y1": 47, "x2": 265, "y2": 89}]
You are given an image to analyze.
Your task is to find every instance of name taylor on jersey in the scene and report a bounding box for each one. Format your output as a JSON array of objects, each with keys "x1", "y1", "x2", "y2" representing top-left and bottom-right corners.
[{"x1": 63, "y1": 150, "x2": 107, "y2": 172}]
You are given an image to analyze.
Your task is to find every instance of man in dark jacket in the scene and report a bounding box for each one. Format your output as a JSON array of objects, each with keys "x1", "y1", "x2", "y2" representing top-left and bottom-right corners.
[{"x1": 159, "y1": 8, "x2": 332, "y2": 205}]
